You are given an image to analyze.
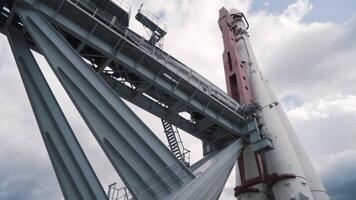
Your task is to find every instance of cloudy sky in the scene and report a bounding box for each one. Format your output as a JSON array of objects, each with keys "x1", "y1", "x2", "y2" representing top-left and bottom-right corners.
[{"x1": 0, "y1": 0, "x2": 355, "y2": 199}]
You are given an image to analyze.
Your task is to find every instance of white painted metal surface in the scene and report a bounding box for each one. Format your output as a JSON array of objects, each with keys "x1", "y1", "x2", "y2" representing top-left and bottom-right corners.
[
  {"x1": 231, "y1": 9, "x2": 329, "y2": 200},
  {"x1": 265, "y1": 83, "x2": 330, "y2": 200}
]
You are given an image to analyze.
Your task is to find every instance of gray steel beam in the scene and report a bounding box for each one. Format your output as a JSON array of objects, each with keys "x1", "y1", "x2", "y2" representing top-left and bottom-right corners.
[
  {"x1": 167, "y1": 139, "x2": 244, "y2": 200},
  {"x1": 194, "y1": 117, "x2": 216, "y2": 135},
  {"x1": 16, "y1": 6, "x2": 194, "y2": 199},
  {"x1": 189, "y1": 150, "x2": 219, "y2": 172},
  {"x1": 96, "y1": 58, "x2": 111, "y2": 73},
  {"x1": 165, "y1": 101, "x2": 186, "y2": 119},
  {"x1": 25, "y1": 0, "x2": 246, "y2": 137},
  {"x1": 103, "y1": 74, "x2": 229, "y2": 146},
  {"x1": 131, "y1": 83, "x2": 153, "y2": 100},
  {"x1": 102, "y1": 75, "x2": 195, "y2": 134},
  {"x1": 6, "y1": 27, "x2": 107, "y2": 200},
  {"x1": 4, "y1": 5, "x2": 16, "y2": 27}
]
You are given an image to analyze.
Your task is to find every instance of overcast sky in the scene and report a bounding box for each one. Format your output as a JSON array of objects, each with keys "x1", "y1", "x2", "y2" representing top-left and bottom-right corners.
[{"x1": 0, "y1": 0, "x2": 355, "y2": 200}]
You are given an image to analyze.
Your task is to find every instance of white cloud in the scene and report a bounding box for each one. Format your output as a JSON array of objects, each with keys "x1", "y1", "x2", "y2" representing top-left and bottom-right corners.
[
  {"x1": 283, "y1": 0, "x2": 313, "y2": 22},
  {"x1": 0, "y1": 0, "x2": 356, "y2": 199},
  {"x1": 287, "y1": 94, "x2": 356, "y2": 121},
  {"x1": 285, "y1": 94, "x2": 356, "y2": 200},
  {"x1": 249, "y1": 12, "x2": 356, "y2": 100},
  {"x1": 285, "y1": 94, "x2": 356, "y2": 161},
  {"x1": 319, "y1": 149, "x2": 356, "y2": 175}
]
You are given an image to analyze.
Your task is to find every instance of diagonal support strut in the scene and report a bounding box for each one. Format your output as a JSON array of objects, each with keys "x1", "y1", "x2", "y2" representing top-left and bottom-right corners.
[
  {"x1": 168, "y1": 139, "x2": 244, "y2": 200},
  {"x1": 16, "y1": 6, "x2": 194, "y2": 200},
  {"x1": 6, "y1": 27, "x2": 107, "y2": 200}
]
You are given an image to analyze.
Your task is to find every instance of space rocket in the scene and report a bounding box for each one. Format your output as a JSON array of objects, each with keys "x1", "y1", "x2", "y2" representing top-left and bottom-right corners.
[{"x1": 218, "y1": 7, "x2": 330, "y2": 200}]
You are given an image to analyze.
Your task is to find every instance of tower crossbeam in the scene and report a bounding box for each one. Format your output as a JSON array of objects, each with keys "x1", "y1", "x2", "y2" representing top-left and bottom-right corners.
[
  {"x1": 0, "y1": 1, "x2": 329, "y2": 199},
  {"x1": 0, "y1": 0, "x2": 252, "y2": 148}
]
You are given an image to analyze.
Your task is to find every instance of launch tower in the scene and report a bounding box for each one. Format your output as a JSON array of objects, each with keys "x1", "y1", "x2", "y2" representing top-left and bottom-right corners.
[{"x1": 0, "y1": 0, "x2": 329, "y2": 199}]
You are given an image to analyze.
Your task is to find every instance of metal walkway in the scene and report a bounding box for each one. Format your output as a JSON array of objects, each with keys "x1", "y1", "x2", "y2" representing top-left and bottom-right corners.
[
  {"x1": 0, "y1": 0, "x2": 251, "y2": 199},
  {"x1": 135, "y1": 5, "x2": 167, "y2": 47},
  {"x1": 0, "y1": 0, "x2": 253, "y2": 147},
  {"x1": 0, "y1": 0, "x2": 331, "y2": 199}
]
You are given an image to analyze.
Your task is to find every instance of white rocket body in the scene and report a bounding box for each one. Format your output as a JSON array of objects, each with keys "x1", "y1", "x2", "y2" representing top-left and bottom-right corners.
[
  {"x1": 265, "y1": 83, "x2": 330, "y2": 199},
  {"x1": 236, "y1": 146, "x2": 269, "y2": 200},
  {"x1": 229, "y1": 9, "x2": 330, "y2": 200}
]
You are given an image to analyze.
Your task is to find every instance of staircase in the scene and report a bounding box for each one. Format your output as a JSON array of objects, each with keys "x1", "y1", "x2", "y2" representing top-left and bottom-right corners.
[
  {"x1": 162, "y1": 120, "x2": 190, "y2": 167},
  {"x1": 107, "y1": 183, "x2": 132, "y2": 200}
]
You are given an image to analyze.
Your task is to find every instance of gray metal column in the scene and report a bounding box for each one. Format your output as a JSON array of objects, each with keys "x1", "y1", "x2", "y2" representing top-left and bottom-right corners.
[
  {"x1": 16, "y1": 6, "x2": 194, "y2": 199},
  {"x1": 6, "y1": 27, "x2": 107, "y2": 200},
  {"x1": 168, "y1": 139, "x2": 244, "y2": 200}
]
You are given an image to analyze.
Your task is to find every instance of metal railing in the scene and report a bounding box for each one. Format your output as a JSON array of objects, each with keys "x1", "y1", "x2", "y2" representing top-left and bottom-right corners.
[
  {"x1": 112, "y1": 0, "x2": 131, "y2": 14},
  {"x1": 69, "y1": 0, "x2": 243, "y2": 114},
  {"x1": 182, "y1": 148, "x2": 191, "y2": 167},
  {"x1": 162, "y1": 120, "x2": 191, "y2": 167},
  {"x1": 172, "y1": 125, "x2": 190, "y2": 167},
  {"x1": 107, "y1": 183, "x2": 132, "y2": 200},
  {"x1": 137, "y1": 8, "x2": 168, "y2": 33}
]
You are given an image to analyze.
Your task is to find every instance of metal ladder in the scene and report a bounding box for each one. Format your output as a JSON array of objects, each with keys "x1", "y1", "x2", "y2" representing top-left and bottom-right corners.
[{"x1": 162, "y1": 120, "x2": 190, "y2": 167}]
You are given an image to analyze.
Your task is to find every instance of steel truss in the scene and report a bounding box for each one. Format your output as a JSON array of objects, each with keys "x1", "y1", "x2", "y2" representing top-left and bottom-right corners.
[{"x1": 0, "y1": 0, "x2": 248, "y2": 199}]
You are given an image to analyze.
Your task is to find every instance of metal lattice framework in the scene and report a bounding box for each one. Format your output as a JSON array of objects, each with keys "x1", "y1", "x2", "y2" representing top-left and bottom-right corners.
[{"x1": 0, "y1": 0, "x2": 329, "y2": 199}]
